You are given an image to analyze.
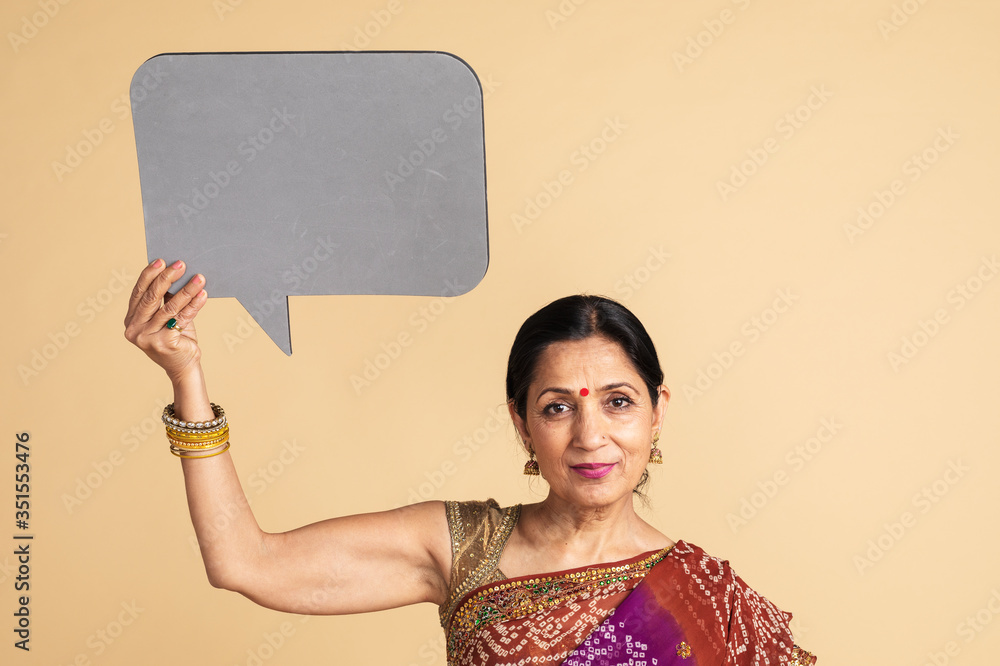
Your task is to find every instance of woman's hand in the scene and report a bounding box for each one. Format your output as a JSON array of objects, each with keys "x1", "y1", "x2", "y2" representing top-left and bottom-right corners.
[{"x1": 123, "y1": 259, "x2": 209, "y2": 383}]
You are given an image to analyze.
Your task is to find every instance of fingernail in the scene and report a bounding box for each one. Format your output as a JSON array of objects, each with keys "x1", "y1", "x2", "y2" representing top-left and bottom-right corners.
[
  {"x1": 193, "y1": 274, "x2": 204, "y2": 285},
  {"x1": 151, "y1": 259, "x2": 163, "y2": 268},
  {"x1": 171, "y1": 260, "x2": 184, "y2": 270}
]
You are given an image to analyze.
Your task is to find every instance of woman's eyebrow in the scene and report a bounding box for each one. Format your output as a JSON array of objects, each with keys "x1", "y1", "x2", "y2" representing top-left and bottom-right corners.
[
  {"x1": 600, "y1": 382, "x2": 639, "y2": 393},
  {"x1": 536, "y1": 387, "x2": 572, "y2": 401}
]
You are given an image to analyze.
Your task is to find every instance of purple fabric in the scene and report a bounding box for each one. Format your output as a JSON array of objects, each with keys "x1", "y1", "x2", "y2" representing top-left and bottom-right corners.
[{"x1": 561, "y1": 581, "x2": 694, "y2": 666}]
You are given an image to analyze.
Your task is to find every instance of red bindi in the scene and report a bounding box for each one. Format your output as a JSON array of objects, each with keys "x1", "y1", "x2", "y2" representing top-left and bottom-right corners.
[{"x1": 579, "y1": 388, "x2": 589, "y2": 396}]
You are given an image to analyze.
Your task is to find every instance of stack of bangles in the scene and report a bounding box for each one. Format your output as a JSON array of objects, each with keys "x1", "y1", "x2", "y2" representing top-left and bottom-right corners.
[{"x1": 162, "y1": 403, "x2": 230, "y2": 459}]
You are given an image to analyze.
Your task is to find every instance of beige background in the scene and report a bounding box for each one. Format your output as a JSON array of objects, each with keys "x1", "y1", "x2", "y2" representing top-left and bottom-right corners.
[{"x1": 3, "y1": 0, "x2": 999, "y2": 664}]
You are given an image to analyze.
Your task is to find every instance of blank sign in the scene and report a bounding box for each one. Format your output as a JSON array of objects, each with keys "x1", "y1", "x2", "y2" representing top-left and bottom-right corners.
[{"x1": 132, "y1": 51, "x2": 488, "y2": 354}]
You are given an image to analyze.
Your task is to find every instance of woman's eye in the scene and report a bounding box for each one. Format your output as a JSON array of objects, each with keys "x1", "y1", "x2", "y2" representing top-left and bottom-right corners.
[
  {"x1": 610, "y1": 396, "x2": 632, "y2": 409},
  {"x1": 544, "y1": 403, "x2": 569, "y2": 415}
]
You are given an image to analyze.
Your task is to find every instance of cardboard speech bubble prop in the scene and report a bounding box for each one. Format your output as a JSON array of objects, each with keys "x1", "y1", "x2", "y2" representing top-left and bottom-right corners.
[{"x1": 132, "y1": 51, "x2": 488, "y2": 355}]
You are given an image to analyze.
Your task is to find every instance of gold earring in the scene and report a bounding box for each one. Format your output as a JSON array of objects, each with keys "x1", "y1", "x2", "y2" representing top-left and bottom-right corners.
[
  {"x1": 523, "y1": 445, "x2": 540, "y2": 475},
  {"x1": 649, "y1": 431, "x2": 663, "y2": 465}
]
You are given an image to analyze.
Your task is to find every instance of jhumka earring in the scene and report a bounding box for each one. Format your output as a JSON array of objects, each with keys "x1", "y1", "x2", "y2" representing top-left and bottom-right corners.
[
  {"x1": 649, "y1": 431, "x2": 663, "y2": 465},
  {"x1": 523, "y1": 446, "x2": 540, "y2": 475}
]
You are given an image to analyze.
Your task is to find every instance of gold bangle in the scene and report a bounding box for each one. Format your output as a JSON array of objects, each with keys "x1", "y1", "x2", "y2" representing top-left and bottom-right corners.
[
  {"x1": 169, "y1": 441, "x2": 228, "y2": 456},
  {"x1": 165, "y1": 424, "x2": 227, "y2": 437},
  {"x1": 168, "y1": 436, "x2": 229, "y2": 450},
  {"x1": 163, "y1": 402, "x2": 232, "y2": 459},
  {"x1": 170, "y1": 442, "x2": 231, "y2": 459},
  {"x1": 165, "y1": 425, "x2": 230, "y2": 442}
]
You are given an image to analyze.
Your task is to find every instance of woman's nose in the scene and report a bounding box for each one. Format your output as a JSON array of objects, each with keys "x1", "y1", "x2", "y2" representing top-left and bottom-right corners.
[{"x1": 572, "y1": 405, "x2": 606, "y2": 450}]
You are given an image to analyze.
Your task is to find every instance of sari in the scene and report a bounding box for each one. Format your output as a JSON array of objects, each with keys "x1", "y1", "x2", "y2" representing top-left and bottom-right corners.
[{"x1": 440, "y1": 499, "x2": 816, "y2": 666}]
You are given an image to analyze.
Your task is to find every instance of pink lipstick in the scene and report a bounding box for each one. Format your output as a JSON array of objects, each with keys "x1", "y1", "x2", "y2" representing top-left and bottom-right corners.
[{"x1": 572, "y1": 463, "x2": 616, "y2": 479}]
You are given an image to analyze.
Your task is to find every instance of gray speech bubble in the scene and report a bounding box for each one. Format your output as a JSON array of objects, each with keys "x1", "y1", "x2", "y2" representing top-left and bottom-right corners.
[{"x1": 132, "y1": 51, "x2": 488, "y2": 355}]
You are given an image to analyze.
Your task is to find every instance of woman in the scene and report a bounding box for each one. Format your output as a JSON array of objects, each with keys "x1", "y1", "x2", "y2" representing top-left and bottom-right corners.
[{"x1": 124, "y1": 259, "x2": 817, "y2": 665}]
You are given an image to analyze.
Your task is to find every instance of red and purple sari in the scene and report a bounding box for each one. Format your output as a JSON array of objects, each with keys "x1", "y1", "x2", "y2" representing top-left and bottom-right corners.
[{"x1": 441, "y1": 500, "x2": 816, "y2": 666}]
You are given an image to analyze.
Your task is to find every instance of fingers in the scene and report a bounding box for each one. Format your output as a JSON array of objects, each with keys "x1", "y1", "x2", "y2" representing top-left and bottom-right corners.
[
  {"x1": 126, "y1": 259, "x2": 185, "y2": 325},
  {"x1": 161, "y1": 282, "x2": 208, "y2": 332},
  {"x1": 124, "y1": 259, "x2": 206, "y2": 343},
  {"x1": 156, "y1": 272, "x2": 206, "y2": 327},
  {"x1": 125, "y1": 259, "x2": 161, "y2": 324}
]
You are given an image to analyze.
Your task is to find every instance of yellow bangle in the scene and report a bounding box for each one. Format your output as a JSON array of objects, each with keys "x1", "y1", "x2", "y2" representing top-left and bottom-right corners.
[
  {"x1": 170, "y1": 442, "x2": 231, "y2": 459},
  {"x1": 168, "y1": 436, "x2": 229, "y2": 450},
  {"x1": 166, "y1": 425, "x2": 230, "y2": 442}
]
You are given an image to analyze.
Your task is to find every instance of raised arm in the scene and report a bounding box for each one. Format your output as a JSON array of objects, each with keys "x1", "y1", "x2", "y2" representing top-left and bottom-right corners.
[{"x1": 123, "y1": 259, "x2": 452, "y2": 614}]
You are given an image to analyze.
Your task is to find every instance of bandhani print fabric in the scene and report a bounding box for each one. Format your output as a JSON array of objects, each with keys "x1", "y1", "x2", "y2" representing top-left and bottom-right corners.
[{"x1": 440, "y1": 499, "x2": 817, "y2": 666}]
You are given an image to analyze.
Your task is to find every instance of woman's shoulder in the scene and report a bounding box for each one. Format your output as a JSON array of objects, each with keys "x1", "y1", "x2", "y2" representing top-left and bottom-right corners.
[
  {"x1": 665, "y1": 540, "x2": 817, "y2": 664},
  {"x1": 665, "y1": 539, "x2": 782, "y2": 600},
  {"x1": 439, "y1": 498, "x2": 521, "y2": 626},
  {"x1": 443, "y1": 498, "x2": 520, "y2": 546}
]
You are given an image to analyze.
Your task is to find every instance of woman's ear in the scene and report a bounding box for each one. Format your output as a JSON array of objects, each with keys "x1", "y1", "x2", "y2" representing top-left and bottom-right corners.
[
  {"x1": 507, "y1": 400, "x2": 531, "y2": 451},
  {"x1": 652, "y1": 385, "x2": 670, "y2": 432}
]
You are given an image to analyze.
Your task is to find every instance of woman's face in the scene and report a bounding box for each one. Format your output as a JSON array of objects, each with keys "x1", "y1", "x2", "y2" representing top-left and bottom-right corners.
[{"x1": 510, "y1": 336, "x2": 669, "y2": 510}]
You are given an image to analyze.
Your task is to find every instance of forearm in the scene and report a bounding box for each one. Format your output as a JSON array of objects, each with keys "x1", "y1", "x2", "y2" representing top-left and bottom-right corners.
[{"x1": 171, "y1": 365, "x2": 263, "y2": 590}]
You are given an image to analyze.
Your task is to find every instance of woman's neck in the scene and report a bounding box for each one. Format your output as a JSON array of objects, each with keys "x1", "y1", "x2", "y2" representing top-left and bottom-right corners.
[{"x1": 501, "y1": 495, "x2": 668, "y2": 576}]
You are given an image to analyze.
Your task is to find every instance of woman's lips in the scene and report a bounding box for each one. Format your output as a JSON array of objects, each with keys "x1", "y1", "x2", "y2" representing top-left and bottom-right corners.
[{"x1": 571, "y1": 463, "x2": 616, "y2": 479}]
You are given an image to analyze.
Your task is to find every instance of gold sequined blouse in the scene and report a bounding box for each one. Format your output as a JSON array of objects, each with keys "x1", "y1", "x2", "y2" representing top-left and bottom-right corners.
[{"x1": 438, "y1": 498, "x2": 520, "y2": 627}]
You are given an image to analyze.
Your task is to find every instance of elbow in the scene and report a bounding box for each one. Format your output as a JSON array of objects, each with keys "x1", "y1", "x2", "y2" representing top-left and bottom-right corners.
[
  {"x1": 205, "y1": 564, "x2": 240, "y2": 591},
  {"x1": 195, "y1": 531, "x2": 268, "y2": 592},
  {"x1": 203, "y1": 558, "x2": 253, "y2": 592}
]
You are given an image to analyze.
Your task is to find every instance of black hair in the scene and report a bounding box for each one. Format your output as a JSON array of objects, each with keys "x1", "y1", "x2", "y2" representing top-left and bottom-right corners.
[
  {"x1": 506, "y1": 295, "x2": 663, "y2": 417},
  {"x1": 505, "y1": 295, "x2": 664, "y2": 497}
]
